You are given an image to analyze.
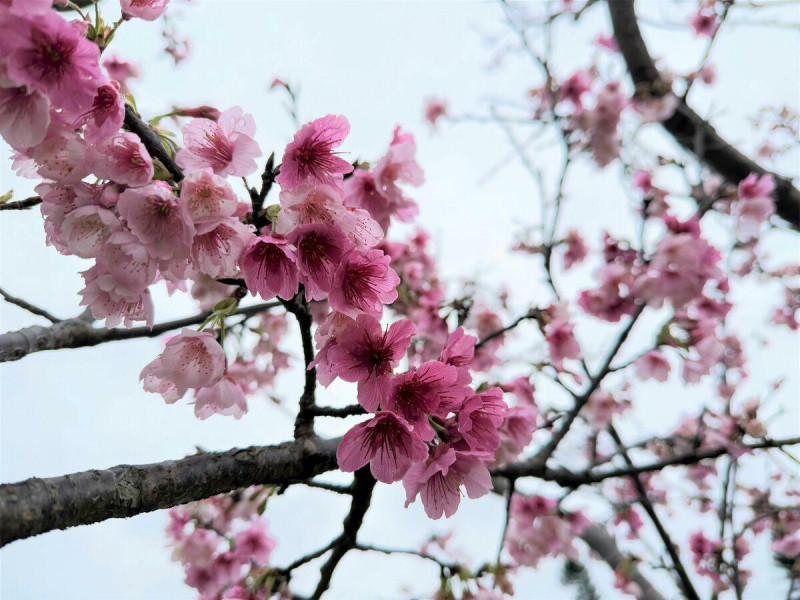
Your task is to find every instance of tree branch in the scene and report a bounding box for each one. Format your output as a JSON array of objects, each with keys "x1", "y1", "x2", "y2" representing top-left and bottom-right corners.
[
  {"x1": 0, "y1": 437, "x2": 340, "y2": 547},
  {"x1": 0, "y1": 301, "x2": 279, "y2": 363},
  {"x1": 607, "y1": 0, "x2": 800, "y2": 229},
  {"x1": 0, "y1": 196, "x2": 42, "y2": 212},
  {"x1": 0, "y1": 287, "x2": 61, "y2": 323}
]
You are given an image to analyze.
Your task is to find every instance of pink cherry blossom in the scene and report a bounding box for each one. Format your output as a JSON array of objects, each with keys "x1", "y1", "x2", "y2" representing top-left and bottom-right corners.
[
  {"x1": 457, "y1": 387, "x2": 507, "y2": 452},
  {"x1": 30, "y1": 124, "x2": 88, "y2": 183},
  {"x1": 192, "y1": 219, "x2": 252, "y2": 279},
  {"x1": 383, "y1": 360, "x2": 460, "y2": 440},
  {"x1": 79, "y1": 263, "x2": 154, "y2": 328},
  {"x1": 423, "y1": 97, "x2": 448, "y2": 127},
  {"x1": 275, "y1": 183, "x2": 383, "y2": 249},
  {"x1": 180, "y1": 168, "x2": 240, "y2": 224},
  {"x1": 496, "y1": 404, "x2": 537, "y2": 464},
  {"x1": 194, "y1": 375, "x2": 248, "y2": 420},
  {"x1": 326, "y1": 315, "x2": 415, "y2": 411},
  {"x1": 90, "y1": 132, "x2": 154, "y2": 187},
  {"x1": 81, "y1": 82, "x2": 125, "y2": 143},
  {"x1": 98, "y1": 231, "x2": 157, "y2": 293},
  {"x1": 0, "y1": 84, "x2": 50, "y2": 148},
  {"x1": 287, "y1": 222, "x2": 354, "y2": 300},
  {"x1": 403, "y1": 446, "x2": 492, "y2": 519},
  {"x1": 102, "y1": 54, "x2": 140, "y2": 94},
  {"x1": 562, "y1": 230, "x2": 588, "y2": 269},
  {"x1": 634, "y1": 350, "x2": 670, "y2": 382},
  {"x1": 60, "y1": 205, "x2": 122, "y2": 258},
  {"x1": 336, "y1": 411, "x2": 428, "y2": 483},
  {"x1": 117, "y1": 182, "x2": 195, "y2": 261},
  {"x1": 373, "y1": 127, "x2": 424, "y2": 208},
  {"x1": 140, "y1": 328, "x2": 226, "y2": 401},
  {"x1": 689, "y1": 11, "x2": 718, "y2": 37},
  {"x1": 233, "y1": 520, "x2": 275, "y2": 565},
  {"x1": 2, "y1": 11, "x2": 102, "y2": 116},
  {"x1": 328, "y1": 249, "x2": 399, "y2": 318},
  {"x1": 275, "y1": 114, "x2": 353, "y2": 191},
  {"x1": 545, "y1": 319, "x2": 582, "y2": 364},
  {"x1": 176, "y1": 106, "x2": 261, "y2": 177},
  {"x1": 558, "y1": 70, "x2": 592, "y2": 108},
  {"x1": 438, "y1": 327, "x2": 477, "y2": 384},
  {"x1": 239, "y1": 234, "x2": 299, "y2": 301},
  {"x1": 120, "y1": 0, "x2": 170, "y2": 21}
]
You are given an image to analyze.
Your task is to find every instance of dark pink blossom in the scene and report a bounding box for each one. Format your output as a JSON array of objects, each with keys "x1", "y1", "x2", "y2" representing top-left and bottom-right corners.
[
  {"x1": 336, "y1": 411, "x2": 428, "y2": 483},
  {"x1": 81, "y1": 82, "x2": 125, "y2": 143},
  {"x1": 383, "y1": 360, "x2": 460, "y2": 440},
  {"x1": 287, "y1": 222, "x2": 354, "y2": 300},
  {"x1": 275, "y1": 114, "x2": 353, "y2": 190},
  {"x1": 438, "y1": 327, "x2": 477, "y2": 384},
  {"x1": 403, "y1": 445, "x2": 492, "y2": 519},
  {"x1": 558, "y1": 70, "x2": 592, "y2": 108},
  {"x1": 239, "y1": 234, "x2": 299, "y2": 301},
  {"x1": 326, "y1": 315, "x2": 415, "y2": 411},
  {"x1": 689, "y1": 11, "x2": 718, "y2": 37},
  {"x1": 562, "y1": 230, "x2": 588, "y2": 269},
  {"x1": 176, "y1": 106, "x2": 261, "y2": 177},
  {"x1": 545, "y1": 319, "x2": 582, "y2": 364},
  {"x1": 2, "y1": 11, "x2": 102, "y2": 116},
  {"x1": 328, "y1": 249, "x2": 400, "y2": 319}
]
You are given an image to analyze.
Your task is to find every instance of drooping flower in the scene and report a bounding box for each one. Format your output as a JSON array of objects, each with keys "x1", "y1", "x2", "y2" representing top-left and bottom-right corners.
[
  {"x1": 239, "y1": 234, "x2": 299, "y2": 300},
  {"x1": 287, "y1": 222, "x2": 354, "y2": 300},
  {"x1": 192, "y1": 219, "x2": 253, "y2": 279},
  {"x1": 194, "y1": 375, "x2": 247, "y2": 420},
  {"x1": 336, "y1": 411, "x2": 428, "y2": 483},
  {"x1": 140, "y1": 329, "x2": 226, "y2": 402},
  {"x1": 98, "y1": 231, "x2": 157, "y2": 293},
  {"x1": 120, "y1": 0, "x2": 170, "y2": 21},
  {"x1": 457, "y1": 387, "x2": 507, "y2": 453},
  {"x1": 438, "y1": 327, "x2": 477, "y2": 385},
  {"x1": 634, "y1": 350, "x2": 670, "y2": 382},
  {"x1": 79, "y1": 263, "x2": 154, "y2": 328},
  {"x1": 328, "y1": 249, "x2": 399, "y2": 318},
  {"x1": 176, "y1": 106, "x2": 261, "y2": 177},
  {"x1": 89, "y1": 132, "x2": 154, "y2": 187},
  {"x1": 545, "y1": 319, "x2": 582, "y2": 364},
  {"x1": 275, "y1": 114, "x2": 353, "y2": 190},
  {"x1": 383, "y1": 360, "x2": 460, "y2": 440},
  {"x1": 81, "y1": 81, "x2": 125, "y2": 143},
  {"x1": 233, "y1": 520, "x2": 275, "y2": 566},
  {"x1": 2, "y1": 11, "x2": 102, "y2": 116},
  {"x1": 326, "y1": 315, "x2": 416, "y2": 411},
  {"x1": 117, "y1": 182, "x2": 195, "y2": 261},
  {"x1": 403, "y1": 445, "x2": 492, "y2": 519},
  {"x1": 275, "y1": 183, "x2": 383, "y2": 249},
  {"x1": 0, "y1": 84, "x2": 50, "y2": 148},
  {"x1": 180, "y1": 168, "x2": 240, "y2": 225},
  {"x1": 372, "y1": 127, "x2": 424, "y2": 208}
]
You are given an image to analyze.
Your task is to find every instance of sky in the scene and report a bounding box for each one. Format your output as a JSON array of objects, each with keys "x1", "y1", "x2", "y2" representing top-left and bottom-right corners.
[{"x1": 1, "y1": 1, "x2": 798, "y2": 599}]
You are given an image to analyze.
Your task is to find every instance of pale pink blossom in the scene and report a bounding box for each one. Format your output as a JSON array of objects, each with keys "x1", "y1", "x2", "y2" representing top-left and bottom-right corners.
[
  {"x1": 192, "y1": 219, "x2": 252, "y2": 279},
  {"x1": 233, "y1": 520, "x2": 275, "y2": 565},
  {"x1": 90, "y1": 132, "x2": 154, "y2": 187},
  {"x1": 328, "y1": 249, "x2": 399, "y2": 318},
  {"x1": 176, "y1": 106, "x2": 261, "y2": 177},
  {"x1": 0, "y1": 84, "x2": 50, "y2": 148},
  {"x1": 545, "y1": 319, "x2": 582, "y2": 364},
  {"x1": 423, "y1": 97, "x2": 448, "y2": 127},
  {"x1": 180, "y1": 168, "x2": 239, "y2": 225},
  {"x1": 102, "y1": 54, "x2": 140, "y2": 94},
  {"x1": 117, "y1": 182, "x2": 195, "y2": 261},
  {"x1": 634, "y1": 350, "x2": 670, "y2": 382},
  {"x1": 30, "y1": 124, "x2": 88, "y2": 183},
  {"x1": 79, "y1": 263, "x2": 154, "y2": 328},
  {"x1": 239, "y1": 234, "x2": 299, "y2": 301},
  {"x1": 373, "y1": 127, "x2": 424, "y2": 208},
  {"x1": 457, "y1": 388, "x2": 507, "y2": 453},
  {"x1": 337, "y1": 411, "x2": 428, "y2": 483},
  {"x1": 194, "y1": 375, "x2": 247, "y2": 420},
  {"x1": 60, "y1": 205, "x2": 122, "y2": 258},
  {"x1": 275, "y1": 114, "x2": 353, "y2": 191},
  {"x1": 120, "y1": 0, "x2": 170, "y2": 21}
]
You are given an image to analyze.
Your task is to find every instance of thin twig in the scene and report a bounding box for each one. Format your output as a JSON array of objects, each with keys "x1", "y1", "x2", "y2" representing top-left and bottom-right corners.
[{"x1": 0, "y1": 287, "x2": 61, "y2": 323}]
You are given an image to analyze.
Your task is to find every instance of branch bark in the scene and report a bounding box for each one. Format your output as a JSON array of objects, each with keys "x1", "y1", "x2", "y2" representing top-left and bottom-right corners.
[
  {"x1": 607, "y1": 0, "x2": 800, "y2": 229},
  {"x1": 0, "y1": 301, "x2": 279, "y2": 363},
  {"x1": 0, "y1": 437, "x2": 339, "y2": 547}
]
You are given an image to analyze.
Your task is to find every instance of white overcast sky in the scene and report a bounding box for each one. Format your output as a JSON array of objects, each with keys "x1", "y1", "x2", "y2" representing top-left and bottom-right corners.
[{"x1": 1, "y1": 1, "x2": 798, "y2": 599}]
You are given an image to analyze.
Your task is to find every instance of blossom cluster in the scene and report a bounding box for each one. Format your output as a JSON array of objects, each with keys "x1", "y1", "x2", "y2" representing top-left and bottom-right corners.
[{"x1": 166, "y1": 487, "x2": 278, "y2": 600}]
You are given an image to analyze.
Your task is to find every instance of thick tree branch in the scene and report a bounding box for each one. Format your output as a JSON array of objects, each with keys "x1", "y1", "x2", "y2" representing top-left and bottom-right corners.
[
  {"x1": 310, "y1": 468, "x2": 376, "y2": 600},
  {"x1": 0, "y1": 301, "x2": 279, "y2": 363},
  {"x1": 607, "y1": 0, "x2": 800, "y2": 229},
  {"x1": 0, "y1": 437, "x2": 339, "y2": 547}
]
